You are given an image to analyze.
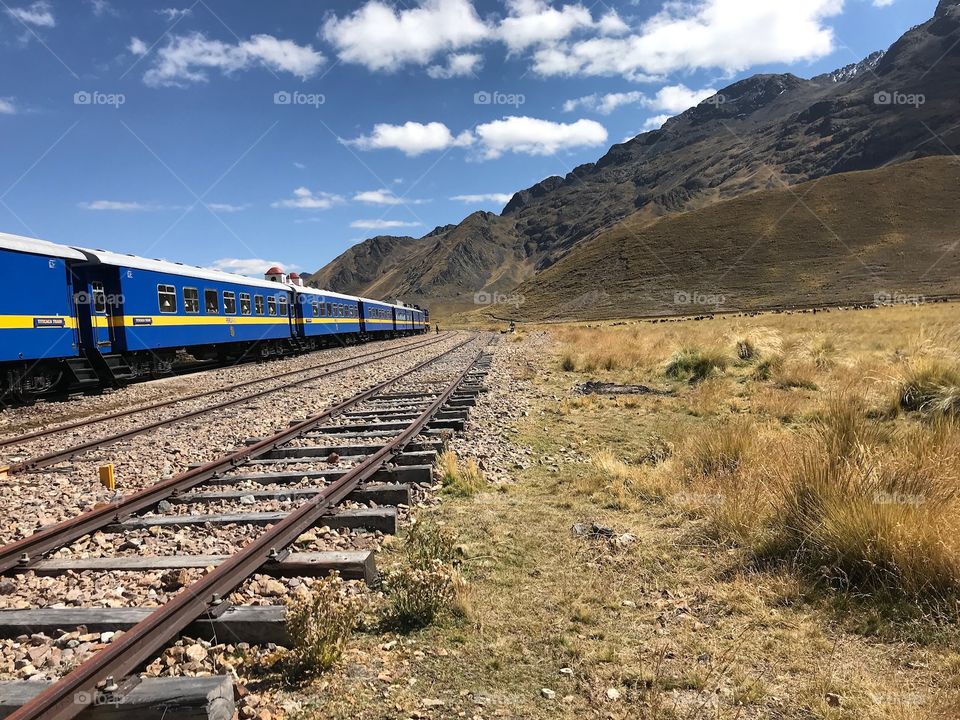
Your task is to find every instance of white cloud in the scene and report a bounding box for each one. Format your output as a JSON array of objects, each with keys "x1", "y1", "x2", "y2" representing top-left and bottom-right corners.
[
  {"x1": 345, "y1": 121, "x2": 474, "y2": 156},
  {"x1": 499, "y1": 0, "x2": 593, "y2": 52},
  {"x1": 128, "y1": 37, "x2": 148, "y2": 55},
  {"x1": 474, "y1": 116, "x2": 608, "y2": 159},
  {"x1": 642, "y1": 114, "x2": 672, "y2": 130},
  {"x1": 354, "y1": 189, "x2": 428, "y2": 205},
  {"x1": 564, "y1": 84, "x2": 718, "y2": 117},
  {"x1": 532, "y1": 0, "x2": 842, "y2": 79},
  {"x1": 0, "y1": 98, "x2": 16, "y2": 115},
  {"x1": 426, "y1": 52, "x2": 483, "y2": 78},
  {"x1": 451, "y1": 193, "x2": 514, "y2": 204},
  {"x1": 350, "y1": 219, "x2": 423, "y2": 230},
  {"x1": 88, "y1": 0, "x2": 116, "y2": 17},
  {"x1": 563, "y1": 90, "x2": 645, "y2": 114},
  {"x1": 293, "y1": 161, "x2": 306, "y2": 169},
  {"x1": 79, "y1": 200, "x2": 156, "y2": 211},
  {"x1": 140, "y1": 32, "x2": 325, "y2": 87},
  {"x1": 323, "y1": 0, "x2": 490, "y2": 73},
  {"x1": 158, "y1": 7, "x2": 192, "y2": 21},
  {"x1": 271, "y1": 188, "x2": 344, "y2": 210},
  {"x1": 873, "y1": 0, "x2": 895, "y2": 6},
  {"x1": 206, "y1": 202, "x2": 249, "y2": 213},
  {"x1": 5, "y1": 1, "x2": 54, "y2": 27},
  {"x1": 211, "y1": 258, "x2": 299, "y2": 277}
]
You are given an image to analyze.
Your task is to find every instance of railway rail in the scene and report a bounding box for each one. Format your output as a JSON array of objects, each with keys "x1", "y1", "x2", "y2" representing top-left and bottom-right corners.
[
  {"x1": 0, "y1": 334, "x2": 491, "y2": 719},
  {"x1": 0, "y1": 332, "x2": 455, "y2": 476}
]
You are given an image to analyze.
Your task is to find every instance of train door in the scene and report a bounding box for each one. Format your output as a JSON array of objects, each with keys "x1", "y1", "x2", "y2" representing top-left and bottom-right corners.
[{"x1": 89, "y1": 280, "x2": 114, "y2": 353}]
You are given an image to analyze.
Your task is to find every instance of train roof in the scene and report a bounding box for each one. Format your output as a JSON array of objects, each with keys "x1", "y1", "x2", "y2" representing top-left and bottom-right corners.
[
  {"x1": 290, "y1": 285, "x2": 363, "y2": 303},
  {"x1": 74, "y1": 247, "x2": 287, "y2": 291},
  {"x1": 0, "y1": 232, "x2": 87, "y2": 260}
]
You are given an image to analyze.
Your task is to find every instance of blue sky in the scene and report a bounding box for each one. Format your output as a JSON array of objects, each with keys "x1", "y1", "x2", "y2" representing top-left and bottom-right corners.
[{"x1": 0, "y1": 0, "x2": 938, "y2": 277}]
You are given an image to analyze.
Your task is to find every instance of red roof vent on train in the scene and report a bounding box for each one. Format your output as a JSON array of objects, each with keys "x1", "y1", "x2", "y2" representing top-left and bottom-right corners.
[
  {"x1": 287, "y1": 272, "x2": 304, "y2": 287},
  {"x1": 265, "y1": 266, "x2": 286, "y2": 283}
]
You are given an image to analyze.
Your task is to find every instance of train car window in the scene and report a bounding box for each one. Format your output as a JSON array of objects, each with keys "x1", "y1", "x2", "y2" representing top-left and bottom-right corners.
[
  {"x1": 223, "y1": 291, "x2": 237, "y2": 315},
  {"x1": 268, "y1": 297, "x2": 277, "y2": 316},
  {"x1": 312, "y1": 301, "x2": 319, "y2": 317},
  {"x1": 92, "y1": 282, "x2": 107, "y2": 313},
  {"x1": 158, "y1": 284, "x2": 177, "y2": 313},
  {"x1": 183, "y1": 287, "x2": 200, "y2": 314},
  {"x1": 326, "y1": 302, "x2": 332, "y2": 317},
  {"x1": 204, "y1": 289, "x2": 219, "y2": 314},
  {"x1": 240, "y1": 293, "x2": 251, "y2": 315},
  {"x1": 279, "y1": 297, "x2": 289, "y2": 317},
  {"x1": 254, "y1": 295, "x2": 264, "y2": 315},
  {"x1": 319, "y1": 301, "x2": 326, "y2": 317}
]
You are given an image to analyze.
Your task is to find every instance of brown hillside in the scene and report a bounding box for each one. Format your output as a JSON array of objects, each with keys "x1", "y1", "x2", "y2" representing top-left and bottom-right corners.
[{"x1": 504, "y1": 156, "x2": 960, "y2": 321}]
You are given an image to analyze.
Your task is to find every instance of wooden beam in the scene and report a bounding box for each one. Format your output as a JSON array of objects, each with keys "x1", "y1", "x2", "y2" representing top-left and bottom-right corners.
[
  {"x1": 203, "y1": 464, "x2": 432, "y2": 487},
  {"x1": 0, "y1": 676, "x2": 234, "y2": 719},
  {"x1": 21, "y1": 551, "x2": 377, "y2": 583},
  {"x1": 173, "y1": 483, "x2": 410, "y2": 508},
  {"x1": 108, "y1": 507, "x2": 397, "y2": 534}
]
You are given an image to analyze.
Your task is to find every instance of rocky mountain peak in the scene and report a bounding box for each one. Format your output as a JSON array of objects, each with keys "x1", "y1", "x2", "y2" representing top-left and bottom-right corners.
[
  {"x1": 937, "y1": 0, "x2": 960, "y2": 18},
  {"x1": 813, "y1": 51, "x2": 886, "y2": 83}
]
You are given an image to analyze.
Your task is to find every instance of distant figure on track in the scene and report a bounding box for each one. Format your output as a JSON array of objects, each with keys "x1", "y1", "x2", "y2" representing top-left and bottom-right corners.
[{"x1": 435, "y1": 323, "x2": 440, "y2": 334}]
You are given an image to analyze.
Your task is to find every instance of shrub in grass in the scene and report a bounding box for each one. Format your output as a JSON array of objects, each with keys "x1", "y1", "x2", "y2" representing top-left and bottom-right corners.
[
  {"x1": 284, "y1": 574, "x2": 363, "y2": 677},
  {"x1": 736, "y1": 338, "x2": 759, "y2": 362},
  {"x1": 380, "y1": 518, "x2": 469, "y2": 630},
  {"x1": 665, "y1": 348, "x2": 728, "y2": 383},
  {"x1": 682, "y1": 421, "x2": 755, "y2": 479},
  {"x1": 896, "y1": 359, "x2": 960, "y2": 415},
  {"x1": 560, "y1": 354, "x2": 576, "y2": 372},
  {"x1": 438, "y1": 451, "x2": 486, "y2": 497}
]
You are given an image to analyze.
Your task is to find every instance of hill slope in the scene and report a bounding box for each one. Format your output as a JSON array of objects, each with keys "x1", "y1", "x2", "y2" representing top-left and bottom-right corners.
[
  {"x1": 502, "y1": 156, "x2": 960, "y2": 321},
  {"x1": 313, "y1": 0, "x2": 960, "y2": 312}
]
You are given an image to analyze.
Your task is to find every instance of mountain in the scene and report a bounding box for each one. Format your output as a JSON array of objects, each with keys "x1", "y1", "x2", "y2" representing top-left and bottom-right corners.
[
  {"x1": 312, "y1": 1, "x2": 960, "y2": 314},
  {"x1": 499, "y1": 157, "x2": 960, "y2": 321}
]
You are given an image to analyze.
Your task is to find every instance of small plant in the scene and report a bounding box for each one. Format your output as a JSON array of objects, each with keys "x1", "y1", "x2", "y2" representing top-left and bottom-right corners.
[
  {"x1": 438, "y1": 451, "x2": 486, "y2": 497},
  {"x1": 284, "y1": 574, "x2": 363, "y2": 677},
  {"x1": 665, "y1": 347, "x2": 729, "y2": 383},
  {"x1": 380, "y1": 518, "x2": 468, "y2": 630},
  {"x1": 560, "y1": 353, "x2": 576, "y2": 371},
  {"x1": 736, "y1": 338, "x2": 759, "y2": 362},
  {"x1": 682, "y1": 421, "x2": 755, "y2": 479}
]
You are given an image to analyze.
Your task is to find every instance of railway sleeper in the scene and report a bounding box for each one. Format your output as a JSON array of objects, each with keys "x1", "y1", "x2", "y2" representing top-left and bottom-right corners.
[
  {"x1": 108, "y1": 506, "x2": 398, "y2": 534},
  {"x1": 0, "y1": 676, "x2": 234, "y2": 720},
  {"x1": 196, "y1": 464, "x2": 433, "y2": 487},
  {"x1": 174, "y1": 482, "x2": 411, "y2": 508},
  {"x1": 242, "y1": 439, "x2": 444, "y2": 457},
  {"x1": 254, "y1": 449, "x2": 436, "y2": 465},
  {"x1": 9, "y1": 550, "x2": 377, "y2": 584}
]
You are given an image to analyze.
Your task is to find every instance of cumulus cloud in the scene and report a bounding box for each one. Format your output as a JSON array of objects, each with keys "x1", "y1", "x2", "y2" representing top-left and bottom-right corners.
[
  {"x1": 205, "y1": 202, "x2": 249, "y2": 213},
  {"x1": 426, "y1": 52, "x2": 483, "y2": 78},
  {"x1": 157, "y1": 7, "x2": 192, "y2": 21},
  {"x1": 323, "y1": 0, "x2": 490, "y2": 72},
  {"x1": 139, "y1": 32, "x2": 325, "y2": 87},
  {"x1": 353, "y1": 189, "x2": 428, "y2": 205},
  {"x1": 564, "y1": 84, "x2": 718, "y2": 117},
  {"x1": 88, "y1": 0, "x2": 116, "y2": 17},
  {"x1": 344, "y1": 121, "x2": 474, "y2": 156},
  {"x1": 474, "y1": 116, "x2": 608, "y2": 159},
  {"x1": 350, "y1": 219, "x2": 423, "y2": 230},
  {"x1": 5, "y1": 1, "x2": 54, "y2": 27},
  {"x1": 642, "y1": 114, "x2": 672, "y2": 130},
  {"x1": 211, "y1": 258, "x2": 298, "y2": 277},
  {"x1": 0, "y1": 98, "x2": 17, "y2": 115},
  {"x1": 532, "y1": 0, "x2": 842, "y2": 79},
  {"x1": 450, "y1": 193, "x2": 514, "y2": 204},
  {"x1": 271, "y1": 188, "x2": 344, "y2": 210},
  {"x1": 128, "y1": 37, "x2": 148, "y2": 56},
  {"x1": 499, "y1": 0, "x2": 595, "y2": 52},
  {"x1": 78, "y1": 200, "x2": 156, "y2": 211}
]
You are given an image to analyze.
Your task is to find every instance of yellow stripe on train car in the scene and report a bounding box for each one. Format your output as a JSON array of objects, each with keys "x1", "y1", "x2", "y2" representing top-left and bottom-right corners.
[
  {"x1": 109, "y1": 316, "x2": 292, "y2": 327},
  {"x1": 0, "y1": 315, "x2": 77, "y2": 330}
]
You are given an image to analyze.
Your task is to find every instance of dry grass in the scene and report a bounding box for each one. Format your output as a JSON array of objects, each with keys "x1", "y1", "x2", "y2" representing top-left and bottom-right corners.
[
  {"x1": 437, "y1": 450, "x2": 486, "y2": 497},
  {"x1": 283, "y1": 574, "x2": 364, "y2": 677},
  {"x1": 578, "y1": 448, "x2": 675, "y2": 506}
]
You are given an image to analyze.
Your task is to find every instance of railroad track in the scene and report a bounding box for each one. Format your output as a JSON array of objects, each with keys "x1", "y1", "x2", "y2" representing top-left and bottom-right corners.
[
  {"x1": 0, "y1": 335, "x2": 491, "y2": 719},
  {"x1": 0, "y1": 332, "x2": 456, "y2": 476}
]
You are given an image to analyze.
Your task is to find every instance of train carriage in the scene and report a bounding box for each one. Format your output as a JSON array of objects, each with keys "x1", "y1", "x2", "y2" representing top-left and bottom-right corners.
[
  {"x1": 0, "y1": 233, "x2": 90, "y2": 399},
  {"x1": 291, "y1": 285, "x2": 361, "y2": 345},
  {"x1": 393, "y1": 304, "x2": 414, "y2": 333},
  {"x1": 360, "y1": 297, "x2": 396, "y2": 337},
  {"x1": 73, "y1": 249, "x2": 295, "y2": 378}
]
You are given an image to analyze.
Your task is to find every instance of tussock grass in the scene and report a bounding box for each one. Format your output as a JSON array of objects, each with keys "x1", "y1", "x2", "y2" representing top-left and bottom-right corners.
[
  {"x1": 665, "y1": 347, "x2": 729, "y2": 383},
  {"x1": 438, "y1": 451, "x2": 486, "y2": 497},
  {"x1": 580, "y1": 448, "x2": 675, "y2": 505},
  {"x1": 896, "y1": 359, "x2": 960, "y2": 415},
  {"x1": 284, "y1": 574, "x2": 363, "y2": 677}
]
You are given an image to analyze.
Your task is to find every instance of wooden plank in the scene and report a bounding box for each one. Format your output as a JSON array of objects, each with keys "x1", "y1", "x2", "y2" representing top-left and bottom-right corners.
[
  {"x1": 258, "y1": 450, "x2": 435, "y2": 466},
  {"x1": 176, "y1": 483, "x2": 410, "y2": 508},
  {"x1": 243, "y1": 440, "x2": 443, "y2": 455},
  {"x1": 204, "y1": 465, "x2": 431, "y2": 486},
  {"x1": 23, "y1": 551, "x2": 377, "y2": 583},
  {"x1": 0, "y1": 676, "x2": 234, "y2": 719},
  {"x1": 109, "y1": 508, "x2": 397, "y2": 534}
]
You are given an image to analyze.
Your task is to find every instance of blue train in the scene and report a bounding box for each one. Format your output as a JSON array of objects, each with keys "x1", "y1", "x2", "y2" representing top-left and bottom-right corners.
[{"x1": 0, "y1": 232, "x2": 428, "y2": 403}]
